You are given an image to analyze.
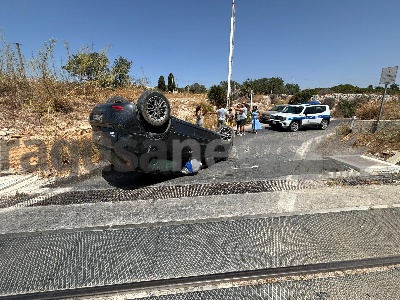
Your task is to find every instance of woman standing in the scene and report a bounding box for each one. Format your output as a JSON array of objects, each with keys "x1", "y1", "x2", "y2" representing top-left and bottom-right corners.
[
  {"x1": 251, "y1": 105, "x2": 262, "y2": 134},
  {"x1": 195, "y1": 105, "x2": 203, "y2": 127}
]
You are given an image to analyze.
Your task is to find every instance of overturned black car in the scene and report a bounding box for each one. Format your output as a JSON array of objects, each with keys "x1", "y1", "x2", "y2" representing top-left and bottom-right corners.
[{"x1": 89, "y1": 91, "x2": 234, "y2": 174}]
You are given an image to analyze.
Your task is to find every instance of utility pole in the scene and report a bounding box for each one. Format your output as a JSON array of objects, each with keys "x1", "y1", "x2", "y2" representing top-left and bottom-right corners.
[
  {"x1": 226, "y1": 0, "x2": 235, "y2": 108},
  {"x1": 250, "y1": 90, "x2": 253, "y2": 111},
  {"x1": 14, "y1": 42, "x2": 25, "y2": 78}
]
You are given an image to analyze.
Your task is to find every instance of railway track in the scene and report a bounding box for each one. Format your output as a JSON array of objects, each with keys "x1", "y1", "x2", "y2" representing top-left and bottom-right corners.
[
  {"x1": 3, "y1": 255, "x2": 400, "y2": 300},
  {"x1": 1, "y1": 207, "x2": 400, "y2": 299}
]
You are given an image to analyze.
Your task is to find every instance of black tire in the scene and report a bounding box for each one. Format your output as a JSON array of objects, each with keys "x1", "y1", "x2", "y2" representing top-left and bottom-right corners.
[
  {"x1": 217, "y1": 125, "x2": 234, "y2": 144},
  {"x1": 106, "y1": 95, "x2": 129, "y2": 103},
  {"x1": 213, "y1": 126, "x2": 234, "y2": 162},
  {"x1": 289, "y1": 121, "x2": 300, "y2": 132},
  {"x1": 320, "y1": 119, "x2": 329, "y2": 130},
  {"x1": 137, "y1": 91, "x2": 170, "y2": 127}
]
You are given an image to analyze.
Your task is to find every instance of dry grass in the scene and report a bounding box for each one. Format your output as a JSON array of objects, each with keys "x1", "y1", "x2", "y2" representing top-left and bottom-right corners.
[
  {"x1": 352, "y1": 126, "x2": 400, "y2": 159},
  {"x1": 356, "y1": 99, "x2": 400, "y2": 120}
]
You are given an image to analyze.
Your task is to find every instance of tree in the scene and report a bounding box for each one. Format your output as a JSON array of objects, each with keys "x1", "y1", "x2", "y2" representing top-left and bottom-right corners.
[
  {"x1": 268, "y1": 77, "x2": 285, "y2": 94},
  {"x1": 237, "y1": 77, "x2": 285, "y2": 96},
  {"x1": 389, "y1": 83, "x2": 399, "y2": 92},
  {"x1": 188, "y1": 83, "x2": 207, "y2": 94},
  {"x1": 157, "y1": 76, "x2": 166, "y2": 91},
  {"x1": 220, "y1": 80, "x2": 241, "y2": 92},
  {"x1": 167, "y1": 73, "x2": 176, "y2": 92},
  {"x1": 63, "y1": 51, "x2": 109, "y2": 82},
  {"x1": 284, "y1": 83, "x2": 300, "y2": 95},
  {"x1": 290, "y1": 89, "x2": 318, "y2": 104},
  {"x1": 331, "y1": 84, "x2": 362, "y2": 94},
  {"x1": 207, "y1": 85, "x2": 225, "y2": 106},
  {"x1": 240, "y1": 79, "x2": 254, "y2": 97},
  {"x1": 111, "y1": 56, "x2": 132, "y2": 87}
]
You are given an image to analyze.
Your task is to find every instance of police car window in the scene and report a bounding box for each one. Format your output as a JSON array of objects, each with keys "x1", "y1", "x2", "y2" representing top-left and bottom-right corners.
[
  {"x1": 284, "y1": 106, "x2": 303, "y2": 114},
  {"x1": 304, "y1": 107, "x2": 315, "y2": 114}
]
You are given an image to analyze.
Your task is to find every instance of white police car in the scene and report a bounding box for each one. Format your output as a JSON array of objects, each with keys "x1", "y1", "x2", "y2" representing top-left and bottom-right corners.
[{"x1": 269, "y1": 103, "x2": 331, "y2": 132}]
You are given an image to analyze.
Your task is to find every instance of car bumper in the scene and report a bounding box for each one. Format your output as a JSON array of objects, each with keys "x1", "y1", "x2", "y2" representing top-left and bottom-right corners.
[{"x1": 270, "y1": 120, "x2": 290, "y2": 128}]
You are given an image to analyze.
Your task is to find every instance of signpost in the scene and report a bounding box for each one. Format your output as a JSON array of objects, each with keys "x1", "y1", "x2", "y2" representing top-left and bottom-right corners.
[
  {"x1": 374, "y1": 66, "x2": 398, "y2": 132},
  {"x1": 379, "y1": 66, "x2": 398, "y2": 85}
]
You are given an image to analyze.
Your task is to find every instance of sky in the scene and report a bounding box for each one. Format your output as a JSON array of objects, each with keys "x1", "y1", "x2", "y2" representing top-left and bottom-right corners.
[{"x1": 0, "y1": 0, "x2": 399, "y2": 90}]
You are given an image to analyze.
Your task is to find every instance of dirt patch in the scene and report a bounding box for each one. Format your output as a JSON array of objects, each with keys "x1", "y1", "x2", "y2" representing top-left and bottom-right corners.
[{"x1": 314, "y1": 132, "x2": 368, "y2": 157}]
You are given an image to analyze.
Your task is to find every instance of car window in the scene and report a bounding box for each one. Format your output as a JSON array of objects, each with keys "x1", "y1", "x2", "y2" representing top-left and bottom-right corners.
[
  {"x1": 271, "y1": 106, "x2": 283, "y2": 111},
  {"x1": 304, "y1": 107, "x2": 316, "y2": 114},
  {"x1": 283, "y1": 106, "x2": 304, "y2": 114}
]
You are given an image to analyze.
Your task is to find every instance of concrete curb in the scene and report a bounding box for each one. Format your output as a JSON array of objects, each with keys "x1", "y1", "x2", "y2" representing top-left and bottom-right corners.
[{"x1": 329, "y1": 155, "x2": 400, "y2": 174}]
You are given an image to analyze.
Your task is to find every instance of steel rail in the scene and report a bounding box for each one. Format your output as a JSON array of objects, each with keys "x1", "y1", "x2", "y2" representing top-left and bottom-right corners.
[{"x1": 2, "y1": 255, "x2": 400, "y2": 300}]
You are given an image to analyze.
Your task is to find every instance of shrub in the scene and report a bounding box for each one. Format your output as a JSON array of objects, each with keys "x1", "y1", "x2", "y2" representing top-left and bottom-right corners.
[
  {"x1": 321, "y1": 97, "x2": 336, "y2": 110},
  {"x1": 356, "y1": 101, "x2": 380, "y2": 120},
  {"x1": 207, "y1": 85, "x2": 226, "y2": 107},
  {"x1": 336, "y1": 99, "x2": 356, "y2": 118}
]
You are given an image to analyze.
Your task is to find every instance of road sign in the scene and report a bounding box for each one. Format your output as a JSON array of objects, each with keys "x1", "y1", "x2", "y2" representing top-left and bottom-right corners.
[{"x1": 379, "y1": 66, "x2": 398, "y2": 85}]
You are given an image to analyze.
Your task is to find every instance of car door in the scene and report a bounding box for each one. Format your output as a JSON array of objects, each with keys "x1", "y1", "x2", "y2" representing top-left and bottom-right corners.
[
  {"x1": 303, "y1": 106, "x2": 316, "y2": 126},
  {"x1": 308, "y1": 106, "x2": 326, "y2": 126}
]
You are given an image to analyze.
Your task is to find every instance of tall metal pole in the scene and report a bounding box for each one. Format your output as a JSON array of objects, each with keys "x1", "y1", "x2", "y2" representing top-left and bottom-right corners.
[
  {"x1": 250, "y1": 90, "x2": 253, "y2": 111},
  {"x1": 226, "y1": 0, "x2": 235, "y2": 108}
]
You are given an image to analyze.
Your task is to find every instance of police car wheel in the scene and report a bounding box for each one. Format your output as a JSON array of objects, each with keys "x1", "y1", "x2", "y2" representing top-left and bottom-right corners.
[
  {"x1": 289, "y1": 121, "x2": 299, "y2": 132},
  {"x1": 320, "y1": 119, "x2": 329, "y2": 130}
]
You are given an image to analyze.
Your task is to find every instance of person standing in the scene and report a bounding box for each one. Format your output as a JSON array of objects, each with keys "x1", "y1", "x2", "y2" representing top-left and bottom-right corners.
[
  {"x1": 226, "y1": 108, "x2": 235, "y2": 128},
  {"x1": 251, "y1": 105, "x2": 262, "y2": 134},
  {"x1": 235, "y1": 104, "x2": 242, "y2": 134},
  {"x1": 195, "y1": 105, "x2": 203, "y2": 127},
  {"x1": 216, "y1": 104, "x2": 228, "y2": 128},
  {"x1": 239, "y1": 103, "x2": 248, "y2": 135}
]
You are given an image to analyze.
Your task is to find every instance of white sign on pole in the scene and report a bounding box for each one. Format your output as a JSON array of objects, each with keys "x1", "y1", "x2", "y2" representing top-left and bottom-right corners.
[{"x1": 379, "y1": 66, "x2": 398, "y2": 85}]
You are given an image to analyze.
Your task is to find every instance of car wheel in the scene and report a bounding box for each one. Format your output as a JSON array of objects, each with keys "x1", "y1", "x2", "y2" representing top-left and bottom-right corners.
[
  {"x1": 137, "y1": 91, "x2": 171, "y2": 127},
  {"x1": 217, "y1": 125, "x2": 234, "y2": 144},
  {"x1": 289, "y1": 121, "x2": 299, "y2": 132},
  {"x1": 320, "y1": 119, "x2": 329, "y2": 130}
]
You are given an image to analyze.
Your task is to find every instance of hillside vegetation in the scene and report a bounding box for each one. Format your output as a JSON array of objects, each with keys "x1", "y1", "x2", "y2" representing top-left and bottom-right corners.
[{"x1": 0, "y1": 78, "x2": 399, "y2": 150}]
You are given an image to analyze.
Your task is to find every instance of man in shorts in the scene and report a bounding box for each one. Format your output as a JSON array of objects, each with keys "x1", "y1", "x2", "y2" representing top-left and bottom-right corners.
[
  {"x1": 234, "y1": 104, "x2": 247, "y2": 135},
  {"x1": 216, "y1": 104, "x2": 228, "y2": 128},
  {"x1": 239, "y1": 103, "x2": 248, "y2": 135}
]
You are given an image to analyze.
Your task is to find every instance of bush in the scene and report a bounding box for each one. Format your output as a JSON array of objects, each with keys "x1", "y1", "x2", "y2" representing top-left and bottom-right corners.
[
  {"x1": 355, "y1": 98, "x2": 400, "y2": 120},
  {"x1": 207, "y1": 85, "x2": 226, "y2": 107},
  {"x1": 356, "y1": 101, "x2": 380, "y2": 120},
  {"x1": 336, "y1": 99, "x2": 356, "y2": 118},
  {"x1": 321, "y1": 97, "x2": 336, "y2": 110}
]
